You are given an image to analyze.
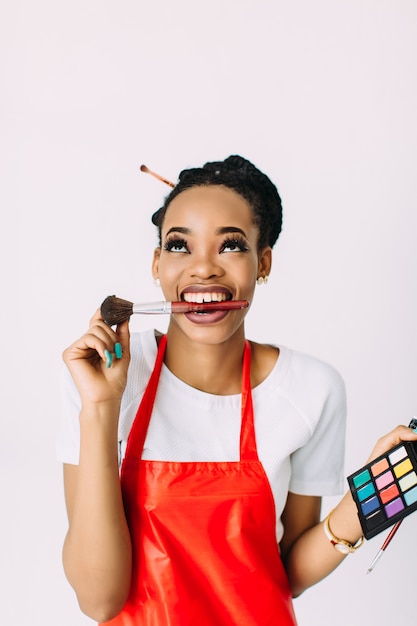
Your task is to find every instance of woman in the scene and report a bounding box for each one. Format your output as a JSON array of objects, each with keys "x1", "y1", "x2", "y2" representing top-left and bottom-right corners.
[{"x1": 58, "y1": 155, "x2": 416, "y2": 625}]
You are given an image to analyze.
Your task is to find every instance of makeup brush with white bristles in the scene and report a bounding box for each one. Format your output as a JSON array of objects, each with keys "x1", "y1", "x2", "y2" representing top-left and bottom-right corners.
[{"x1": 101, "y1": 295, "x2": 249, "y2": 326}]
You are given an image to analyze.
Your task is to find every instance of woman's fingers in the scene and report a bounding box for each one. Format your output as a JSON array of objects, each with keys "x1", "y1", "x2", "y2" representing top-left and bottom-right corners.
[
  {"x1": 63, "y1": 311, "x2": 130, "y2": 371},
  {"x1": 63, "y1": 326, "x2": 115, "y2": 365},
  {"x1": 115, "y1": 320, "x2": 130, "y2": 361},
  {"x1": 85, "y1": 310, "x2": 130, "y2": 366},
  {"x1": 366, "y1": 423, "x2": 417, "y2": 463}
]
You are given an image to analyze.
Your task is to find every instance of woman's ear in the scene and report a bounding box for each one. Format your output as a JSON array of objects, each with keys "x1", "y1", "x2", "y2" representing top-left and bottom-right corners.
[
  {"x1": 152, "y1": 247, "x2": 161, "y2": 280},
  {"x1": 258, "y1": 246, "x2": 272, "y2": 279}
]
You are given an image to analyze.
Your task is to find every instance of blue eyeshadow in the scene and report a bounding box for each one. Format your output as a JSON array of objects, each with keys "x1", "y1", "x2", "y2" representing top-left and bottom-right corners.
[{"x1": 361, "y1": 495, "x2": 380, "y2": 516}]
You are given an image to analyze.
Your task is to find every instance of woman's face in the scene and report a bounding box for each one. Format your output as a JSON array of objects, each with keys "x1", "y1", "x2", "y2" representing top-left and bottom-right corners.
[{"x1": 152, "y1": 185, "x2": 271, "y2": 344}]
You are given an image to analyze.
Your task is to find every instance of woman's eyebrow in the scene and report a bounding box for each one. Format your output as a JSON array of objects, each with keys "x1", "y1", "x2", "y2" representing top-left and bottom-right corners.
[
  {"x1": 165, "y1": 226, "x2": 190, "y2": 237},
  {"x1": 216, "y1": 226, "x2": 248, "y2": 238},
  {"x1": 164, "y1": 226, "x2": 249, "y2": 238}
]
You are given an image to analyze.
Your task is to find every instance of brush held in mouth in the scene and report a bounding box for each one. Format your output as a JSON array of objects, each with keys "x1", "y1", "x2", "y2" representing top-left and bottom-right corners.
[{"x1": 100, "y1": 295, "x2": 249, "y2": 325}]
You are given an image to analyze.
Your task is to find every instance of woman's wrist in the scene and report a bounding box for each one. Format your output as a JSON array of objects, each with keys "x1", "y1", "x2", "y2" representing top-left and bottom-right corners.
[
  {"x1": 323, "y1": 507, "x2": 364, "y2": 554},
  {"x1": 79, "y1": 401, "x2": 121, "y2": 455},
  {"x1": 80, "y1": 398, "x2": 122, "y2": 420},
  {"x1": 323, "y1": 493, "x2": 363, "y2": 547}
]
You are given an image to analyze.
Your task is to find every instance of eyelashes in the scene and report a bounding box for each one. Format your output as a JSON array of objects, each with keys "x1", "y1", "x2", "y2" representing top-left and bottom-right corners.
[
  {"x1": 164, "y1": 238, "x2": 189, "y2": 253},
  {"x1": 220, "y1": 236, "x2": 249, "y2": 253},
  {"x1": 163, "y1": 235, "x2": 249, "y2": 254}
]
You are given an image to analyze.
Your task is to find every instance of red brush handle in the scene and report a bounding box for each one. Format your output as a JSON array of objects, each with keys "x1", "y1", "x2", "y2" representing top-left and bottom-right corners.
[{"x1": 171, "y1": 300, "x2": 249, "y2": 313}]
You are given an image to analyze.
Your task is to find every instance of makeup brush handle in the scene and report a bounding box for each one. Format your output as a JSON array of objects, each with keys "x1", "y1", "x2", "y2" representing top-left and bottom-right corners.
[
  {"x1": 130, "y1": 300, "x2": 249, "y2": 314},
  {"x1": 132, "y1": 302, "x2": 173, "y2": 314},
  {"x1": 171, "y1": 300, "x2": 249, "y2": 313}
]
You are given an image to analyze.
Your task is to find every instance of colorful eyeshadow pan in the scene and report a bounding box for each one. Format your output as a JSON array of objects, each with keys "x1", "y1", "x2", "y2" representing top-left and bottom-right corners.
[
  {"x1": 353, "y1": 469, "x2": 371, "y2": 489},
  {"x1": 394, "y1": 458, "x2": 413, "y2": 479},
  {"x1": 375, "y1": 470, "x2": 393, "y2": 490},
  {"x1": 357, "y1": 482, "x2": 375, "y2": 502},
  {"x1": 361, "y1": 495, "x2": 379, "y2": 516},
  {"x1": 404, "y1": 486, "x2": 417, "y2": 506},
  {"x1": 380, "y1": 483, "x2": 399, "y2": 504},
  {"x1": 348, "y1": 440, "x2": 417, "y2": 539},
  {"x1": 399, "y1": 471, "x2": 417, "y2": 492},
  {"x1": 385, "y1": 498, "x2": 404, "y2": 518},
  {"x1": 389, "y1": 446, "x2": 407, "y2": 465},
  {"x1": 371, "y1": 458, "x2": 389, "y2": 477}
]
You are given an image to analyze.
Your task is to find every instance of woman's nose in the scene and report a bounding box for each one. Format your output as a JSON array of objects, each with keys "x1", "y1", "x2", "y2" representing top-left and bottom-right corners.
[{"x1": 187, "y1": 250, "x2": 224, "y2": 279}]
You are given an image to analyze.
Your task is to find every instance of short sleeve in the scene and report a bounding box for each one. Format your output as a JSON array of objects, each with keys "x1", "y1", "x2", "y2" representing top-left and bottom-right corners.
[
  {"x1": 289, "y1": 363, "x2": 347, "y2": 496},
  {"x1": 55, "y1": 330, "x2": 156, "y2": 466},
  {"x1": 56, "y1": 365, "x2": 82, "y2": 465}
]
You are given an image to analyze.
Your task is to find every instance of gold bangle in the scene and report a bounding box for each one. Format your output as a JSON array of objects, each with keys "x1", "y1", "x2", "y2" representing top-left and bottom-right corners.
[{"x1": 323, "y1": 509, "x2": 364, "y2": 554}]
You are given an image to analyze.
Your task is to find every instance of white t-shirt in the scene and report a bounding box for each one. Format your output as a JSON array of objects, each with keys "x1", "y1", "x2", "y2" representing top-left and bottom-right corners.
[{"x1": 57, "y1": 329, "x2": 347, "y2": 541}]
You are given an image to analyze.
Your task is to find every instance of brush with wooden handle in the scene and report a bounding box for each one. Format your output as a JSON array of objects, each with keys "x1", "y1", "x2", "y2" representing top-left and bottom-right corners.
[{"x1": 140, "y1": 164, "x2": 176, "y2": 188}]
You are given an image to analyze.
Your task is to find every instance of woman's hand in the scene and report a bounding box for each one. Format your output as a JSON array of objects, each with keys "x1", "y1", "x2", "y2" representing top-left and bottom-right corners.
[
  {"x1": 365, "y1": 423, "x2": 417, "y2": 464},
  {"x1": 62, "y1": 310, "x2": 131, "y2": 406},
  {"x1": 282, "y1": 421, "x2": 417, "y2": 597}
]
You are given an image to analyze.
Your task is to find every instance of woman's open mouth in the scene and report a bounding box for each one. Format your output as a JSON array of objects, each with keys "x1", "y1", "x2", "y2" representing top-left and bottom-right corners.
[
  {"x1": 181, "y1": 288, "x2": 232, "y2": 313},
  {"x1": 179, "y1": 288, "x2": 239, "y2": 320},
  {"x1": 182, "y1": 292, "x2": 231, "y2": 305}
]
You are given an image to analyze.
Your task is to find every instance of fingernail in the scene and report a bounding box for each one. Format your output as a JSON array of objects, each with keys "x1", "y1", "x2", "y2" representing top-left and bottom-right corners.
[
  {"x1": 115, "y1": 342, "x2": 122, "y2": 359},
  {"x1": 413, "y1": 428, "x2": 417, "y2": 434},
  {"x1": 104, "y1": 349, "x2": 113, "y2": 368}
]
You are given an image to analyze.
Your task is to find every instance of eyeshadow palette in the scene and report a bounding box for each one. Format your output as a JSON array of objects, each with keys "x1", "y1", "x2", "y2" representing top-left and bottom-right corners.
[{"x1": 347, "y1": 441, "x2": 417, "y2": 539}]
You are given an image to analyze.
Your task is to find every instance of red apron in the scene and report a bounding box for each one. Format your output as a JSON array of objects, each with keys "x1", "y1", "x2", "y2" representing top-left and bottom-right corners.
[{"x1": 104, "y1": 335, "x2": 297, "y2": 625}]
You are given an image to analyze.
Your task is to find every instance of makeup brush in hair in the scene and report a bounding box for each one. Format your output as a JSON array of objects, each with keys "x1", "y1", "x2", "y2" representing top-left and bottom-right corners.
[
  {"x1": 101, "y1": 295, "x2": 249, "y2": 326},
  {"x1": 140, "y1": 164, "x2": 176, "y2": 188}
]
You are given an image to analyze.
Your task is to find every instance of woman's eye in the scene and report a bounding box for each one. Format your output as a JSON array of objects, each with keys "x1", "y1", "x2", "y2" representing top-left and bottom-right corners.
[
  {"x1": 164, "y1": 238, "x2": 189, "y2": 253},
  {"x1": 221, "y1": 239, "x2": 249, "y2": 253}
]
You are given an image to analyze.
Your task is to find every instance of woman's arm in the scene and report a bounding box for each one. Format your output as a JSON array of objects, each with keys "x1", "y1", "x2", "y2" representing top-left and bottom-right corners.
[
  {"x1": 61, "y1": 312, "x2": 132, "y2": 622},
  {"x1": 280, "y1": 491, "x2": 359, "y2": 597},
  {"x1": 280, "y1": 424, "x2": 417, "y2": 597}
]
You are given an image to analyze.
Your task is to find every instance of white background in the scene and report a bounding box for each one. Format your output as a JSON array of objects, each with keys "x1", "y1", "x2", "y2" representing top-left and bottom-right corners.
[{"x1": 1, "y1": 1, "x2": 416, "y2": 624}]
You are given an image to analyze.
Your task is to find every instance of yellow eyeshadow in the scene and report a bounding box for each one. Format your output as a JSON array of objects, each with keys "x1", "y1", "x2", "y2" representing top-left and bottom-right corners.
[{"x1": 394, "y1": 458, "x2": 413, "y2": 479}]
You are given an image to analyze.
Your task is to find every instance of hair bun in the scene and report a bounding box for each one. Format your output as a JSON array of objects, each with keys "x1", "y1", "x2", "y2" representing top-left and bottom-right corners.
[{"x1": 152, "y1": 155, "x2": 283, "y2": 250}]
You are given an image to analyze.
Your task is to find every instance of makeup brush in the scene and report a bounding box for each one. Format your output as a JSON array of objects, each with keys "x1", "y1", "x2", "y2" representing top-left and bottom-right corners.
[
  {"x1": 101, "y1": 295, "x2": 249, "y2": 326},
  {"x1": 366, "y1": 520, "x2": 402, "y2": 574},
  {"x1": 140, "y1": 164, "x2": 176, "y2": 188}
]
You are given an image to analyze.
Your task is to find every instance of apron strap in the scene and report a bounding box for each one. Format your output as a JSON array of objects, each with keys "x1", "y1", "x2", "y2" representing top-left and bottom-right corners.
[
  {"x1": 240, "y1": 340, "x2": 259, "y2": 462},
  {"x1": 124, "y1": 334, "x2": 167, "y2": 459},
  {"x1": 124, "y1": 335, "x2": 259, "y2": 462}
]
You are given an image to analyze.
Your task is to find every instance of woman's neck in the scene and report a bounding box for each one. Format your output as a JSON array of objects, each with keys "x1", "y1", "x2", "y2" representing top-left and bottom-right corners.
[{"x1": 163, "y1": 327, "x2": 247, "y2": 395}]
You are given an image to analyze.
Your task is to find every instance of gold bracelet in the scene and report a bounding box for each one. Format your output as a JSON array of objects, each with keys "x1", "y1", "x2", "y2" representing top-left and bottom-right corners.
[{"x1": 323, "y1": 509, "x2": 364, "y2": 554}]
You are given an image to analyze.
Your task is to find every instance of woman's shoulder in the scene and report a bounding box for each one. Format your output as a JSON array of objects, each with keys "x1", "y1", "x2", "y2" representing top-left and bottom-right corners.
[
  {"x1": 251, "y1": 339, "x2": 345, "y2": 395},
  {"x1": 129, "y1": 328, "x2": 159, "y2": 358},
  {"x1": 118, "y1": 329, "x2": 161, "y2": 435},
  {"x1": 285, "y1": 345, "x2": 345, "y2": 387},
  {"x1": 123, "y1": 329, "x2": 160, "y2": 394}
]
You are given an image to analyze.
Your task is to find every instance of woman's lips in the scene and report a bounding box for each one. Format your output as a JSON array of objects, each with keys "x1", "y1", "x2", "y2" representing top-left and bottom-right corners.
[{"x1": 183, "y1": 308, "x2": 231, "y2": 324}]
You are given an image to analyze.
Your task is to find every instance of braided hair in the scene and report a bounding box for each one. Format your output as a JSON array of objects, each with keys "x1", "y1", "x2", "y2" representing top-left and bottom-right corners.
[{"x1": 151, "y1": 155, "x2": 283, "y2": 250}]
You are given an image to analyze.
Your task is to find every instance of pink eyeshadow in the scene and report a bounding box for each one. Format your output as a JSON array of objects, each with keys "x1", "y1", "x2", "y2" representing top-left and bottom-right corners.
[{"x1": 375, "y1": 470, "x2": 394, "y2": 490}]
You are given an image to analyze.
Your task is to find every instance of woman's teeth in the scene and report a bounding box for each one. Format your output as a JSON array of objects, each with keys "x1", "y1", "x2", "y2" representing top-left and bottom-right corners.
[{"x1": 183, "y1": 293, "x2": 229, "y2": 304}]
